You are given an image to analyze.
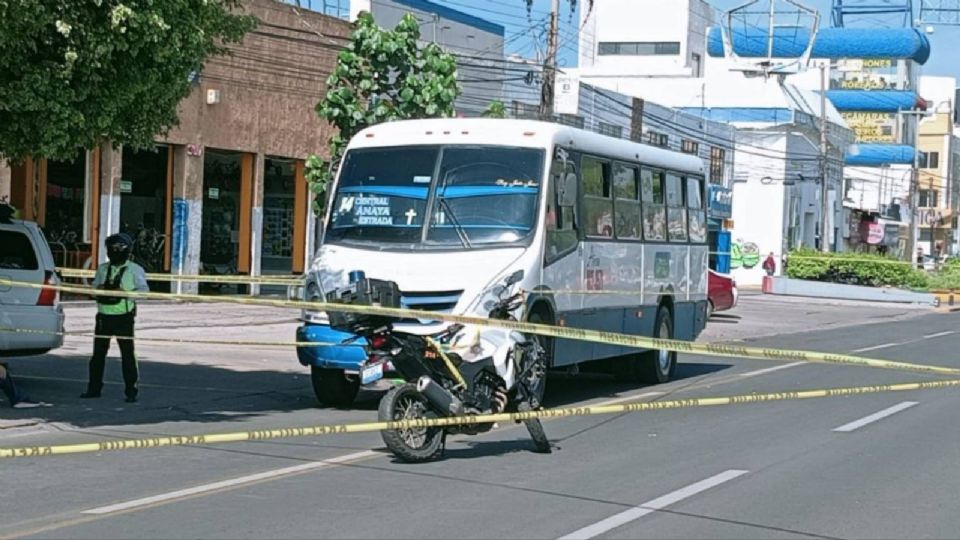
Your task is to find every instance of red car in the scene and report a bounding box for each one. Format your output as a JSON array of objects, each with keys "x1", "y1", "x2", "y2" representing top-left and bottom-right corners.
[{"x1": 708, "y1": 269, "x2": 738, "y2": 317}]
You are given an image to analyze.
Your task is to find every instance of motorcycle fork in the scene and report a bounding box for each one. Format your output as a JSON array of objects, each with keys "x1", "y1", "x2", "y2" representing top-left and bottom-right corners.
[{"x1": 424, "y1": 337, "x2": 467, "y2": 390}]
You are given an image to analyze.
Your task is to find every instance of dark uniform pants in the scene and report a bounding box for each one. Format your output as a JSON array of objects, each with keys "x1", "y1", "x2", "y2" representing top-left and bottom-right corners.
[{"x1": 87, "y1": 313, "x2": 138, "y2": 398}]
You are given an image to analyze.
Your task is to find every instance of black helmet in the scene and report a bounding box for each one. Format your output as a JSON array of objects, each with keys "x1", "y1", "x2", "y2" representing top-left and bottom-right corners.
[{"x1": 105, "y1": 233, "x2": 134, "y2": 264}]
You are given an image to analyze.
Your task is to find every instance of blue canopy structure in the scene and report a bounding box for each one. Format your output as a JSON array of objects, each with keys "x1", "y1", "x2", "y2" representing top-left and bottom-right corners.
[
  {"x1": 845, "y1": 144, "x2": 915, "y2": 166},
  {"x1": 706, "y1": 27, "x2": 931, "y2": 64}
]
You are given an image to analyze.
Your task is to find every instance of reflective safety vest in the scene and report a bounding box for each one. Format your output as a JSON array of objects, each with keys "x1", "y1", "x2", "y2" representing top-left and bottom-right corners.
[{"x1": 94, "y1": 262, "x2": 146, "y2": 315}]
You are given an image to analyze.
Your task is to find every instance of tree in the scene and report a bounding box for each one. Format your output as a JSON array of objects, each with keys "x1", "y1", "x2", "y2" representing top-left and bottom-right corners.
[
  {"x1": 482, "y1": 101, "x2": 506, "y2": 118},
  {"x1": 0, "y1": 1, "x2": 256, "y2": 163},
  {"x1": 307, "y1": 12, "x2": 459, "y2": 212}
]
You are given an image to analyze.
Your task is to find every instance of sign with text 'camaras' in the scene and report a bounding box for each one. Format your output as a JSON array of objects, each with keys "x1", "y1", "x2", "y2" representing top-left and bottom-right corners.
[{"x1": 841, "y1": 112, "x2": 897, "y2": 143}]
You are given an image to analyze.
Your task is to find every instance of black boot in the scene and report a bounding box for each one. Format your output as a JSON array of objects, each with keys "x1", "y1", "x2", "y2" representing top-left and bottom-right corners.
[{"x1": 80, "y1": 388, "x2": 101, "y2": 399}]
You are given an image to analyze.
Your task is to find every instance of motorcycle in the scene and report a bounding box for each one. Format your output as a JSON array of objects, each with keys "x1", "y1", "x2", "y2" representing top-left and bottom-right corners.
[{"x1": 327, "y1": 270, "x2": 551, "y2": 462}]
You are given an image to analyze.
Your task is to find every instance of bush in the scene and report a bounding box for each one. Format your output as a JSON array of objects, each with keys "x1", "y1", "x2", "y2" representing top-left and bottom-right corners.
[{"x1": 785, "y1": 249, "x2": 929, "y2": 289}]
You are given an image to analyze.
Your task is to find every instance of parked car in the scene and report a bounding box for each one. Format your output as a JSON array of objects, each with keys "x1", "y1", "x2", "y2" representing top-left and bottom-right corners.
[
  {"x1": 707, "y1": 269, "x2": 737, "y2": 317},
  {"x1": 0, "y1": 209, "x2": 65, "y2": 356}
]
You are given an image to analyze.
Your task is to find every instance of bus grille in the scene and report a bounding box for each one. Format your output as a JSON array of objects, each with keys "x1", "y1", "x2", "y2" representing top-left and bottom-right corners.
[{"x1": 400, "y1": 290, "x2": 463, "y2": 314}]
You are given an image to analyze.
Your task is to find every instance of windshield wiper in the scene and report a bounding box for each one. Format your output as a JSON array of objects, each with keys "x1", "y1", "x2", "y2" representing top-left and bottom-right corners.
[{"x1": 436, "y1": 196, "x2": 473, "y2": 250}]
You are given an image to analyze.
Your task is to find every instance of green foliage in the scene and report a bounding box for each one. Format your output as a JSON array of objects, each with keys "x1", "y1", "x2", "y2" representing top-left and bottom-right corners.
[
  {"x1": 307, "y1": 12, "x2": 460, "y2": 213},
  {"x1": 785, "y1": 249, "x2": 929, "y2": 289},
  {"x1": 0, "y1": 0, "x2": 256, "y2": 163},
  {"x1": 482, "y1": 101, "x2": 506, "y2": 118}
]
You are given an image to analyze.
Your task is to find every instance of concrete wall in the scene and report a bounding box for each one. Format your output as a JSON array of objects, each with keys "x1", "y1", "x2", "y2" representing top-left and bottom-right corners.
[{"x1": 0, "y1": 160, "x2": 9, "y2": 204}]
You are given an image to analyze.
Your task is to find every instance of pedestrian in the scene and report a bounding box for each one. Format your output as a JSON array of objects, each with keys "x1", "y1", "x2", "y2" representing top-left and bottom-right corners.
[
  {"x1": 81, "y1": 233, "x2": 149, "y2": 402},
  {"x1": 0, "y1": 362, "x2": 49, "y2": 409},
  {"x1": 762, "y1": 251, "x2": 776, "y2": 276},
  {"x1": 916, "y1": 246, "x2": 924, "y2": 270}
]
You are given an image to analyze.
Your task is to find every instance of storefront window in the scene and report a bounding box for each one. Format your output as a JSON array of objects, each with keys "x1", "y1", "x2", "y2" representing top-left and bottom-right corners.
[
  {"x1": 201, "y1": 150, "x2": 243, "y2": 282},
  {"x1": 45, "y1": 151, "x2": 90, "y2": 268},
  {"x1": 261, "y1": 158, "x2": 296, "y2": 274},
  {"x1": 121, "y1": 146, "x2": 169, "y2": 275}
]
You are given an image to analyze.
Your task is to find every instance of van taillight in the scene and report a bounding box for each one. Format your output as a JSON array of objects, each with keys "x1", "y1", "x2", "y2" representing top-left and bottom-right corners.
[{"x1": 37, "y1": 271, "x2": 58, "y2": 306}]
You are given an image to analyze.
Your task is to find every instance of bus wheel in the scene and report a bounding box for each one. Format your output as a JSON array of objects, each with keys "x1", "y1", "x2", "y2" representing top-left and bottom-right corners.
[{"x1": 640, "y1": 308, "x2": 676, "y2": 384}]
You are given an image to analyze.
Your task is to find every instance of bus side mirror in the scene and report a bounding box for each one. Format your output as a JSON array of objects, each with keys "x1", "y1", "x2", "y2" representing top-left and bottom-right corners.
[{"x1": 558, "y1": 172, "x2": 577, "y2": 207}]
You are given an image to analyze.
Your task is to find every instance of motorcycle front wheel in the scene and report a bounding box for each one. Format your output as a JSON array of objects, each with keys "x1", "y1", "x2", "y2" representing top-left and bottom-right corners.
[{"x1": 378, "y1": 383, "x2": 445, "y2": 463}]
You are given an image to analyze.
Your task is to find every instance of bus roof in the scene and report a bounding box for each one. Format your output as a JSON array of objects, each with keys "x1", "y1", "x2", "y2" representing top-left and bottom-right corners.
[{"x1": 348, "y1": 118, "x2": 706, "y2": 176}]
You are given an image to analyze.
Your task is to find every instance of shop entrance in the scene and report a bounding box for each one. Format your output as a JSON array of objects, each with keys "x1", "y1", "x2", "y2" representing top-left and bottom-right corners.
[
  {"x1": 120, "y1": 146, "x2": 171, "y2": 277},
  {"x1": 261, "y1": 158, "x2": 295, "y2": 275},
  {"x1": 45, "y1": 151, "x2": 91, "y2": 269},
  {"x1": 200, "y1": 150, "x2": 252, "y2": 293}
]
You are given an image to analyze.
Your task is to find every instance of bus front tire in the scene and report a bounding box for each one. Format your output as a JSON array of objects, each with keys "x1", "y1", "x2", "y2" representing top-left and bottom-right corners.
[
  {"x1": 310, "y1": 366, "x2": 359, "y2": 408},
  {"x1": 615, "y1": 308, "x2": 676, "y2": 385}
]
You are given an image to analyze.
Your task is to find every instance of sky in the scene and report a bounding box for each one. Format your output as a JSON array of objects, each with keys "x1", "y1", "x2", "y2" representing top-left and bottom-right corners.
[{"x1": 427, "y1": 0, "x2": 960, "y2": 84}]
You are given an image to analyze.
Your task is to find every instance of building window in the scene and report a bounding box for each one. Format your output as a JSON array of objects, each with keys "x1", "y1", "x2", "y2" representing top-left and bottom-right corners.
[
  {"x1": 919, "y1": 151, "x2": 940, "y2": 169},
  {"x1": 691, "y1": 53, "x2": 702, "y2": 77},
  {"x1": 709, "y1": 147, "x2": 726, "y2": 185},
  {"x1": 598, "y1": 42, "x2": 681, "y2": 56},
  {"x1": 919, "y1": 189, "x2": 939, "y2": 208},
  {"x1": 646, "y1": 131, "x2": 668, "y2": 148},
  {"x1": 599, "y1": 122, "x2": 623, "y2": 139},
  {"x1": 681, "y1": 139, "x2": 699, "y2": 155},
  {"x1": 557, "y1": 114, "x2": 585, "y2": 129}
]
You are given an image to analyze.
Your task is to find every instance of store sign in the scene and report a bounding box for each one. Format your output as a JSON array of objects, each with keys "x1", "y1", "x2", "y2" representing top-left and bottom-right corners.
[
  {"x1": 119, "y1": 180, "x2": 133, "y2": 194},
  {"x1": 883, "y1": 224, "x2": 900, "y2": 247},
  {"x1": 859, "y1": 221, "x2": 885, "y2": 244},
  {"x1": 841, "y1": 112, "x2": 896, "y2": 143},
  {"x1": 707, "y1": 185, "x2": 733, "y2": 219},
  {"x1": 918, "y1": 208, "x2": 945, "y2": 227},
  {"x1": 554, "y1": 74, "x2": 580, "y2": 115},
  {"x1": 207, "y1": 187, "x2": 220, "y2": 200},
  {"x1": 832, "y1": 58, "x2": 899, "y2": 90}
]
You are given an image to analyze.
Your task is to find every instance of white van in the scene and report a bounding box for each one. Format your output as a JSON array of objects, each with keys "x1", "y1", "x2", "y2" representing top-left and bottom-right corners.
[{"x1": 0, "y1": 212, "x2": 65, "y2": 356}]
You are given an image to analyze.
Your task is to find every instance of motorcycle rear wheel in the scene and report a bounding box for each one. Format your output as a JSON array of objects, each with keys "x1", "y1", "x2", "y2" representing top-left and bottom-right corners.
[{"x1": 379, "y1": 383, "x2": 445, "y2": 463}]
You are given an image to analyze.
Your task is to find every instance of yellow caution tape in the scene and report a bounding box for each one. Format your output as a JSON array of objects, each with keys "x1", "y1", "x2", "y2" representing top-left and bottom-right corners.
[
  {"x1": 786, "y1": 255, "x2": 911, "y2": 265},
  {"x1": 2, "y1": 277, "x2": 958, "y2": 377},
  {"x1": 57, "y1": 268, "x2": 303, "y2": 286},
  {"x1": 3, "y1": 378, "x2": 958, "y2": 459}
]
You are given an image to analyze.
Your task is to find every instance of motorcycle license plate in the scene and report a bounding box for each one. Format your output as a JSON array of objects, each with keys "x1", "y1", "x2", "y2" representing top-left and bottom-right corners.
[{"x1": 361, "y1": 362, "x2": 384, "y2": 385}]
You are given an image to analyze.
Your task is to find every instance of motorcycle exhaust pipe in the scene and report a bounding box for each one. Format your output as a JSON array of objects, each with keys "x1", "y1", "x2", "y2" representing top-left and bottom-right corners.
[{"x1": 416, "y1": 375, "x2": 464, "y2": 416}]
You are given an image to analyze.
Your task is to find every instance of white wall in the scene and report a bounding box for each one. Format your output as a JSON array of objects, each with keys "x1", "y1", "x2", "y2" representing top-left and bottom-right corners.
[
  {"x1": 579, "y1": 0, "x2": 712, "y2": 78},
  {"x1": 730, "y1": 132, "x2": 787, "y2": 285}
]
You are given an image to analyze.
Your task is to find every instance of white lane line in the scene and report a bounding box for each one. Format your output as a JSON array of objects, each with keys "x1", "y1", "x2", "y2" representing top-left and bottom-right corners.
[
  {"x1": 738, "y1": 361, "x2": 805, "y2": 378},
  {"x1": 924, "y1": 331, "x2": 955, "y2": 339},
  {"x1": 832, "y1": 401, "x2": 918, "y2": 433},
  {"x1": 851, "y1": 342, "x2": 901, "y2": 353},
  {"x1": 594, "y1": 391, "x2": 665, "y2": 406},
  {"x1": 82, "y1": 449, "x2": 378, "y2": 515},
  {"x1": 557, "y1": 469, "x2": 749, "y2": 540}
]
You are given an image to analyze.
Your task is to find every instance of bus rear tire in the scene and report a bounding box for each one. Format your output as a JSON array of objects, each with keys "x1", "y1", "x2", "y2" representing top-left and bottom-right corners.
[
  {"x1": 614, "y1": 307, "x2": 676, "y2": 385},
  {"x1": 311, "y1": 366, "x2": 359, "y2": 408}
]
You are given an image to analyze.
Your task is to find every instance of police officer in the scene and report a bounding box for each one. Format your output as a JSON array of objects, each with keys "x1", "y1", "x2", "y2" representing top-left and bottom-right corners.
[{"x1": 81, "y1": 233, "x2": 149, "y2": 402}]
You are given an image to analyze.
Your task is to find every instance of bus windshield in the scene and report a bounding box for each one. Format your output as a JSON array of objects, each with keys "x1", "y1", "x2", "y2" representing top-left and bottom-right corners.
[{"x1": 326, "y1": 145, "x2": 544, "y2": 249}]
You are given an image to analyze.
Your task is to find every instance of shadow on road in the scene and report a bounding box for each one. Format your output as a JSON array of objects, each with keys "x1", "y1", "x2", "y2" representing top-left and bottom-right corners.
[{"x1": 1, "y1": 351, "x2": 731, "y2": 432}]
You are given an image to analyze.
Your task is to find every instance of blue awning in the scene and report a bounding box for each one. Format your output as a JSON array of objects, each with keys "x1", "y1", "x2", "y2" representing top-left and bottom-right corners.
[
  {"x1": 845, "y1": 144, "x2": 915, "y2": 166},
  {"x1": 707, "y1": 27, "x2": 931, "y2": 64},
  {"x1": 825, "y1": 90, "x2": 922, "y2": 112}
]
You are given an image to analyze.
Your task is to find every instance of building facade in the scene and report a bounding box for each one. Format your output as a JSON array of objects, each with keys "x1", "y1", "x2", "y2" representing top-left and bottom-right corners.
[{"x1": 4, "y1": 0, "x2": 351, "y2": 293}]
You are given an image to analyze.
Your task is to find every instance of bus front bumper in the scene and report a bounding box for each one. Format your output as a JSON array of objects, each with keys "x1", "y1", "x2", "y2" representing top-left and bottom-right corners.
[{"x1": 296, "y1": 323, "x2": 368, "y2": 371}]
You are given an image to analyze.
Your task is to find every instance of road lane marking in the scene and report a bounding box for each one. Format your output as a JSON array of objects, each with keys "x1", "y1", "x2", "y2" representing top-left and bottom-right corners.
[
  {"x1": 557, "y1": 469, "x2": 749, "y2": 540},
  {"x1": 851, "y1": 342, "x2": 901, "y2": 353},
  {"x1": 832, "y1": 401, "x2": 918, "y2": 433},
  {"x1": 738, "y1": 362, "x2": 804, "y2": 378},
  {"x1": 82, "y1": 450, "x2": 378, "y2": 515},
  {"x1": 924, "y1": 331, "x2": 955, "y2": 339}
]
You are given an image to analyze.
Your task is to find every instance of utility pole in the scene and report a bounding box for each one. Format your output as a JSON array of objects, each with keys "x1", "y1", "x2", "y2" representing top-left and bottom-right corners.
[
  {"x1": 908, "y1": 109, "x2": 921, "y2": 266},
  {"x1": 819, "y1": 63, "x2": 830, "y2": 253},
  {"x1": 539, "y1": 0, "x2": 560, "y2": 120}
]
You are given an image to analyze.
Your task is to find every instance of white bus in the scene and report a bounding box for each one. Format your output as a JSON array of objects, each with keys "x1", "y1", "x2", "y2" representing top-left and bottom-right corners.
[{"x1": 296, "y1": 118, "x2": 709, "y2": 406}]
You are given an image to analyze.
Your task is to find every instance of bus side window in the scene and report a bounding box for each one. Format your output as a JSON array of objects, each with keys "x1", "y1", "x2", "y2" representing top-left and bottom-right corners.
[
  {"x1": 582, "y1": 156, "x2": 613, "y2": 238},
  {"x1": 687, "y1": 176, "x2": 707, "y2": 243},
  {"x1": 546, "y1": 156, "x2": 578, "y2": 263},
  {"x1": 613, "y1": 162, "x2": 641, "y2": 239},
  {"x1": 641, "y1": 168, "x2": 666, "y2": 241},
  {"x1": 666, "y1": 172, "x2": 688, "y2": 242}
]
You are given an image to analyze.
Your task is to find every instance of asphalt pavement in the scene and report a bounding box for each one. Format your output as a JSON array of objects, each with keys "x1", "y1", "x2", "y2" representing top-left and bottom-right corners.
[{"x1": 2, "y1": 297, "x2": 958, "y2": 539}]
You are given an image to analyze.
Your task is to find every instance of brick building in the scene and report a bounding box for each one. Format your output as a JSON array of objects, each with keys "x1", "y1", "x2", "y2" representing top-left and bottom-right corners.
[{"x1": 2, "y1": 0, "x2": 350, "y2": 293}]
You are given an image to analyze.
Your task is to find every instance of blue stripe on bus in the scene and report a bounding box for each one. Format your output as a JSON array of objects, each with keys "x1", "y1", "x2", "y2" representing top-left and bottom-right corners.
[{"x1": 337, "y1": 185, "x2": 538, "y2": 199}]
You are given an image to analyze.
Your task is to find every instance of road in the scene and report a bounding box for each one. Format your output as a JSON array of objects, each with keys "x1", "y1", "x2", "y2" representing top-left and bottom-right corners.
[{"x1": 2, "y1": 296, "x2": 958, "y2": 539}]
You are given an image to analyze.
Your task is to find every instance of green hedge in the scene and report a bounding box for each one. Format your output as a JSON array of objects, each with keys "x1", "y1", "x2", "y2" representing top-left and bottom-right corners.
[{"x1": 785, "y1": 249, "x2": 929, "y2": 289}]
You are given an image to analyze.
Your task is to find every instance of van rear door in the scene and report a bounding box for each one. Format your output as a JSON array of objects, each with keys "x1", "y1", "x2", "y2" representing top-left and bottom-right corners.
[{"x1": 0, "y1": 225, "x2": 43, "y2": 305}]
